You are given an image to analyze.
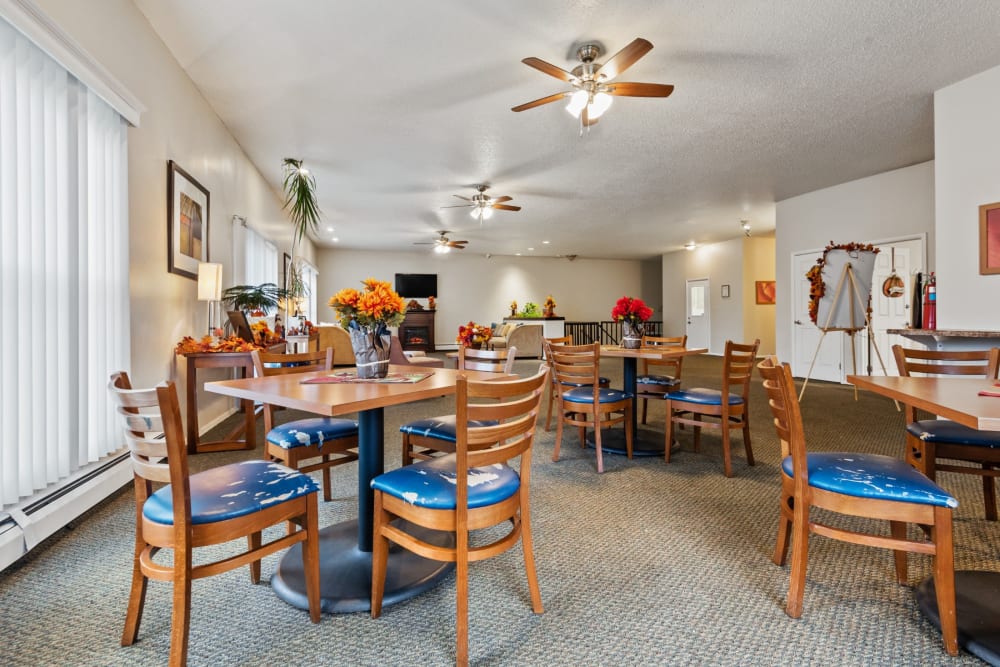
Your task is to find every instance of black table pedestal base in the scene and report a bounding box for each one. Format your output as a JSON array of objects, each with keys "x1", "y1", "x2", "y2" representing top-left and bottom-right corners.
[
  {"x1": 916, "y1": 571, "x2": 1000, "y2": 665},
  {"x1": 585, "y1": 427, "x2": 674, "y2": 457},
  {"x1": 272, "y1": 518, "x2": 454, "y2": 614}
]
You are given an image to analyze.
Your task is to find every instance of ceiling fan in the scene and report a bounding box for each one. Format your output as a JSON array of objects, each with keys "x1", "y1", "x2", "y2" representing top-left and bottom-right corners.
[
  {"x1": 511, "y1": 37, "x2": 674, "y2": 127},
  {"x1": 441, "y1": 184, "x2": 521, "y2": 223},
  {"x1": 414, "y1": 230, "x2": 468, "y2": 254}
]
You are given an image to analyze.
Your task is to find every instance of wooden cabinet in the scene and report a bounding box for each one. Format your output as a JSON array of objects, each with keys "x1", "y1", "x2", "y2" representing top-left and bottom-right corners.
[{"x1": 400, "y1": 310, "x2": 435, "y2": 352}]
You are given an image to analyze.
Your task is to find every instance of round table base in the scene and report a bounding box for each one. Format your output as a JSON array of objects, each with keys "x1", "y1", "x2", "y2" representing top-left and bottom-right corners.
[
  {"x1": 585, "y1": 427, "x2": 672, "y2": 457},
  {"x1": 916, "y1": 571, "x2": 1000, "y2": 665},
  {"x1": 272, "y1": 518, "x2": 454, "y2": 614}
]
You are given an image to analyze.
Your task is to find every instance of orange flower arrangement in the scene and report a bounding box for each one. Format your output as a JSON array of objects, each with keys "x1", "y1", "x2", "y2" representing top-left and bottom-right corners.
[
  {"x1": 329, "y1": 278, "x2": 406, "y2": 330},
  {"x1": 806, "y1": 241, "x2": 879, "y2": 324},
  {"x1": 456, "y1": 321, "x2": 492, "y2": 348},
  {"x1": 175, "y1": 335, "x2": 262, "y2": 355}
]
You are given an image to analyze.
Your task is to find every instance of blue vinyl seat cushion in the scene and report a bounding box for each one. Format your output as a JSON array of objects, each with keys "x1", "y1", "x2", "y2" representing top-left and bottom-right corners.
[
  {"x1": 562, "y1": 387, "x2": 632, "y2": 404},
  {"x1": 665, "y1": 388, "x2": 743, "y2": 406},
  {"x1": 266, "y1": 417, "x2": 359, "y2": 449},
  {"x1": 557, "y1": 376, "x2": 610, "y2": 388},
  {"x1": 906, "y1": 419, "x2": 1000, "y2": 447},
  {"x1": 143, "y1": 460, "x2": 320, "y2": 525},
  {"x1": 636, "y1": 374, "x2": 680, "y2": 388},
  {"x1": 399, "y1": 415, "x2": 498, "y2": 443},
  {"x1": 781, "y1": 452, "x2": 957, "y2": 509},
  {"x1": 371, "y1": 454, "x2": 519, "y2": 510}
]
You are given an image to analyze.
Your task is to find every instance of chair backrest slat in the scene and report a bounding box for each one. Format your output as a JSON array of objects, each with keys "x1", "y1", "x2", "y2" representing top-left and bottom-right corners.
[
  {"x1": 723, "y1": 339, "x2": 761, "y2": 401},
  {"x1": 757, "y1": 356, "x2": 808, "y2": 485},
  {"x1": 548, "y1": 342, "x2": 601, "y2": 396},
  {"x1": 252, "y1": 348, "x2": 334, "y2": 431},
  {"x1": 893, "y1": 345, "x2": 1000, "y2": 421},
  {"x1": 459, "y1": 346, "x2": 517, "y2": 374},
  {"x1": 640, "y1": 335, "x2": 687, "y2": 378}
]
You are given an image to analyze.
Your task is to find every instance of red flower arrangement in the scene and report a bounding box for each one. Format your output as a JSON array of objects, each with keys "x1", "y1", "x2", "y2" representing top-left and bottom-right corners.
[
  {"x1": 611, "y1": 296, "x2": 653, "y2": 324},
  {"x1": 456, "y1": 321, "x2": 492, "y2": 348}
]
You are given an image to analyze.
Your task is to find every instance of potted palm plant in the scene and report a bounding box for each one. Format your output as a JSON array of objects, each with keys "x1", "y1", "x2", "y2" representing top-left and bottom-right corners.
[
  {"x1": 221, "y1": 282, "x2": 287, "y2": 316},
  {"x1": 281, "y1": 158, "x2": 319, "y2": 323}
]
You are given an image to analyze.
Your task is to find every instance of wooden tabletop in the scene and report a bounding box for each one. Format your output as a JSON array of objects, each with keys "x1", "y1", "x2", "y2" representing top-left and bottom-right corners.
[
  {"x1": 599, "y1": 345, "x2": 708, "y2": 359},
  {"x1": 847, "y1": 375, "x2": 1000, "y2": 431},
  {"x1": 206, "y1": 364, "x2": 503, "y2": 416}
]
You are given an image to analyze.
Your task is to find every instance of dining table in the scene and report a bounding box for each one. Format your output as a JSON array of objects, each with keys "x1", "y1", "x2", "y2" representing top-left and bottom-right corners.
[
  {"x1": 848, "y1": 374, "x2": 1000, "y2": 666},
  {"x1": 594, "y1": 345, "x2": 707, "y2": 456},
  {"x1": 206, "y1": 363, "x2": 504, "y2": 614}
]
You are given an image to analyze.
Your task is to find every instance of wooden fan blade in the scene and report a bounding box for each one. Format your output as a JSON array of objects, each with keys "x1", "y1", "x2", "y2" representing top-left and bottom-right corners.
[
  {"x1": 522, "y1": 57, "x2": 577, "y2": 83},
  {"x1": 596, "y1": 38, "x2": 653, "y2": 81},
  {"x1": 492, "y1": 204, "x2": 521, "y2": 211},
  {"x1": 512, "y1": 91, "x2": 570, "y2": 112},
  {"x1": 453, "y1": 194, "x2": 472, "y2": 201},
  {"x1": 447, "y1": 242, "x2": 468, "y2": 249},
  {"x1": 491, "y1": 196, "x2": 512, "y2": 204},
  {"x1": 607, "y1": 82, "x2": 674, "y2": 97}
]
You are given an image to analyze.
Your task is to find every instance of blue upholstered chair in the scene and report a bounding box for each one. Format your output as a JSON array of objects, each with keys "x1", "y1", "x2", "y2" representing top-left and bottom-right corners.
[
  {"x1": 893, "y1": 345, "x2": 1000, "y2": 521},
  {"x1": 399, "y1": 345, "x2": 516, "y2": 465},
  {"x1": 664, "y1": 339, "x2": 759, "y2": 477},
  {"x1": 252, "y1": 348, "x2": 359, "y2": 501},
  {"x1": 757, "y1": 357, "x2": 958, "y2": 656},
  {"x1": 549, "y1": 342, "x2": 632, "y2": 473},
  {"x1": 543, "y1": 335, "x2": 609, "y2": 431},
  {"x1": 636, "y1": 334, "x2": 687, "y2": 424},
  {"x1": 371, "y1": 365, "x2": 549, "y2": 667},
  {"x1": 108, "y1": 373, "x2": 321, "y2": 667}
]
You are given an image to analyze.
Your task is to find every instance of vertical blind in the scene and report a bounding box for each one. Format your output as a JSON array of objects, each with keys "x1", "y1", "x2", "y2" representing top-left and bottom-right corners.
[
  {"x1": 0, "y1": 18, "x2": 129, "y2": 507},
  {"x1": 242, "y1": 223, "x2": 278, "y2": 288}
]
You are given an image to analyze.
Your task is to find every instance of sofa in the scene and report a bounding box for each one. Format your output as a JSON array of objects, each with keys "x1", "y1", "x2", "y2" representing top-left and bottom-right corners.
[
  {"x1": 316, "y1": 325, "x2": 356, "y2": 366},
  {"x1": 489, "y1": 323, "x2": 543, "y2": 358}
]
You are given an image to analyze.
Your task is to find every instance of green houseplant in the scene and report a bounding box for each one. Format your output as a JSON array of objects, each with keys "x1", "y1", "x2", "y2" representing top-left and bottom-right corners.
[
  {"x1": 221, "y1": 283, "x2": 287, "y2": 316},
  {"x1": 281, "y1": 158, "x2": 320, "y2": 308}
]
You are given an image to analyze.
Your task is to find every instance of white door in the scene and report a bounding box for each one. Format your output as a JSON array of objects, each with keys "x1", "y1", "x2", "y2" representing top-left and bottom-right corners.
[
  {"x1": 686, "y1": 278, "x2": 710, "y2": 351},
  {"x1": 857, "y1": 238, "x2": 924, "y2": 376},
  {"x1": 791, "y1": 252, "x2": 843, "y2": 382}
]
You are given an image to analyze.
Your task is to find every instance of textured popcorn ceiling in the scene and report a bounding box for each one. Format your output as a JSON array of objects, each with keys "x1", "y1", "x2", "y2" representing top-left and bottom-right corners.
[{"x1": 134, "y1": 0, "x2": 1000, "y2": 259}]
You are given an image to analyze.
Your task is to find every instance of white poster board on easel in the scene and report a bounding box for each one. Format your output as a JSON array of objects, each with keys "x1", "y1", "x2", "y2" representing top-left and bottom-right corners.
[{"x1": 816, "y1": 249, "x2": 878, "y2": 331}]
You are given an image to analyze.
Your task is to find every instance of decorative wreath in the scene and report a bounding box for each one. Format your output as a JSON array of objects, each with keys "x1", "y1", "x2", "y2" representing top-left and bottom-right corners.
[{"x1": 806, "y1": 241, "x2": 879, "y2": 325}]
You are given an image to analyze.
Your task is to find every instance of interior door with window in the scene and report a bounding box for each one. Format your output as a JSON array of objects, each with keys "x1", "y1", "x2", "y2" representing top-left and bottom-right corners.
[
  {"x1": 686, "y1": 278, "x2": 710, "y2": 351},
  {"x1": 857, "y1": 238, "x2": 923, "y2": 376}
]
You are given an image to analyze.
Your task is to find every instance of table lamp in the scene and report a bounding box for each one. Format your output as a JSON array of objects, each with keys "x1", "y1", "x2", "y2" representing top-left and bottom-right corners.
[{"x1": 197, "y1": 262, "x2": 223, "y2": 336}]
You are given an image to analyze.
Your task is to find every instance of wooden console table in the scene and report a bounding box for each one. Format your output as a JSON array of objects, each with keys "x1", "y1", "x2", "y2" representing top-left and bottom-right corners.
[{"x1": 181, "y1": 350, "x2": 259, "y2": 455}]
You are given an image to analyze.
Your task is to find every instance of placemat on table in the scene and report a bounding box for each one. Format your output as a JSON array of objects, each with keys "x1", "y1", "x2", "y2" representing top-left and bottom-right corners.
[{"x1": 301, "y1": 371, "x2": 434, "y2": 384}]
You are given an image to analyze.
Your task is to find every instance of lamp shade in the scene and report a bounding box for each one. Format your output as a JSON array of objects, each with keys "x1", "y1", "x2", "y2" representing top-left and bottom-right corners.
[{"x1": 197, "y1": 262, "x2": 223, "y2": 301}]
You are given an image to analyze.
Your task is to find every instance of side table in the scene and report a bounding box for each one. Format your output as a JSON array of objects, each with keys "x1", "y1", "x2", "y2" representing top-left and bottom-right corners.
[{"x1": 182, "y1": 351, "x2": 259, "y2": 455}]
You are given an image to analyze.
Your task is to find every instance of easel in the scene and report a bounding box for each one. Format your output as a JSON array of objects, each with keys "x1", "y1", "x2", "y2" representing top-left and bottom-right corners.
[{"x1": 799, "y1": 262, "x2": 896, "y2": 406}]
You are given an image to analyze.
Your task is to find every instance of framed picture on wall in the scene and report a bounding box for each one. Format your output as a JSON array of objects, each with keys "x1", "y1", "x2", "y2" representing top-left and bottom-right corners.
[
  {"x1": 167, "y1": 160, "x2": 210, "y2": 280},
  {"x1": 979, "y1": 201, "x2": 1000, "y2": 275},
  {"x1": 755, "y1": 280, "x2": 776, "y2": 305}
]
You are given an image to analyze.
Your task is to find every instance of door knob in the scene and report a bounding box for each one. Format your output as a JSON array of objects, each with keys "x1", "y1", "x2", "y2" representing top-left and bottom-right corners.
[{"x1": 794, "y1": 320, "x2": 803, "y2": 325}]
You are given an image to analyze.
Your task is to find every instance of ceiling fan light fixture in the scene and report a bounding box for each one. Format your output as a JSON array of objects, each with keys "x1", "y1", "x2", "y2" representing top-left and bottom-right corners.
[
  {"x1": 434, "y1": 244, "x2": 450, "y2": 254},
  {"x1": 589, "y1": 91, "x2": 613, "y2": 119},
  {"x1": 565, "y1": 89, "x2": 589, "y2": 118}
]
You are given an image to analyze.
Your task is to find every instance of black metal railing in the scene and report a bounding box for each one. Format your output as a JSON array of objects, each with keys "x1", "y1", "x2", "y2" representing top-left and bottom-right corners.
[{"x1": 565, "y1": 321, "x2": 663, "y2": 345}]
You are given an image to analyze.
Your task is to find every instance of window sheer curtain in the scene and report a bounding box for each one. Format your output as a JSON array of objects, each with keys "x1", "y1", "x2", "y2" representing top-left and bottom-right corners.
[
  {"x1": 301, "y1": 260, "x2": 317, "y2": 321},
  {"x1": 0, "y1": 19, "x2": 129, "y2": 507}
]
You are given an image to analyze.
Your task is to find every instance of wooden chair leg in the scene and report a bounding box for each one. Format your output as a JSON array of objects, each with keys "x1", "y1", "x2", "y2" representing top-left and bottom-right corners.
[
  {"x1": 303, "y1": 495, "x2": 321, "y2": 624},
  {"x1": 552, "y1": 413, "x2": 564, "y2": 463},
  {"x1": 625, "y1": 404, "x2": 634, "y2": 460},
  {"x1": 370, "y1": 492, "x2": 389, "y2": 619},
  {"x1": 889, "y1": 520, "x2": 908, "y2": 584},
  {"x1": 640, "y1": 396, "x2": 648, "y2": 425},
  {"x1": 933, "y1": 506, "x2": 959, "y2": 656},
  {"x1": 983, "y1": 467, "x2": 997, "y2": 521},
  {"x1": 248, "y1": 532, "x2": 262, "y2": 584},
  {"x1": 772, "y1": 495, "x2": 792, "y2": 566},
  {"x1": 721, "y1": 426, "x2": 733, "y2": 478},
  {"x1": 577, "y1": 425, "x2": 586, "y2": 448},
  {"x1": 402, "y1": 433, "x2": 414, "y2": 466},
  {"x1": 456, "y1": 530, "x2": 470, "y2": 667},
  {"x1": 322, "y1": 454, "x2": 332, "y2": 502},
  {"x1": 169, "y1": 548, "x2": 193, "y2": 667},
  {"x1": 664, "y1": 401, "x2": 674, "y2": 464},
  {"x1": 121, "y1": 540, "x2": 148, "y2": 646},
  {"x1": 785, "y1": 502, "x2": 810, "y2": 618},
  {"x1": 545, "y1": 385, "x2": 556, "y2": 432},
  {"x1": 693, "y1": 414, "x2": 702, "y2": 452},
  {"x1": 519, "y1": 498, "x2": 543, "y2": 614},
  {"x1": 594, "y1": 419, "x2": 604, "y2": 474},
  {"x1": 743, "y1": 420, "x2": 755, "y2": 466}
]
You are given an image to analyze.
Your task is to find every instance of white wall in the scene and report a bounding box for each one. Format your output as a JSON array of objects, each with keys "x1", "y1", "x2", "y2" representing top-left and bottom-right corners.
[
  {"x1": 774, "y1": 161, "x2": 935, "y2": 360},
  {"x1": 661, "y1": 238, "x2": 744, "y2": 355},
  {"x1": 33, "y1": 0, "x2": 306, "y2": 428},
  {"x1": 317, "y1": 250, "x2": 657, "y2": 347},
  {"x1": 935, "y1": 64, "x2": 1000, "y2": 328}
]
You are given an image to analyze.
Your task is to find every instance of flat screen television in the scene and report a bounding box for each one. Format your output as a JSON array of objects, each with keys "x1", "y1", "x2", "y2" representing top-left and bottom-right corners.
[{"x1": 395, "y1": 273, "x2": 437, "y2": 299}]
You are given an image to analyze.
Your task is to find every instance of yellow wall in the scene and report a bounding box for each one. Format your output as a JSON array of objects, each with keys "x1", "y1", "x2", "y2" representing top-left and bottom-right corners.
[{"x1": 742, "y1": 236, "x2": 776, "y2": 355}]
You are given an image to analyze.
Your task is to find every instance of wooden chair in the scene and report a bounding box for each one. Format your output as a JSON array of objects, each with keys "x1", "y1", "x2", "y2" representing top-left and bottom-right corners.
[
  {"x1": 399, "y1": 345, "x2": 517, "y2": 465},
  {"x1": 664, "y1": 339, "x2": 759, "y2": 477},
  {"x1": 371, "y1": 365, "x2": 549, "y2": 667},
  {"x1": 757, "y1": 357, "x2": 958, "y2": 656},
  {"x1": 108, "y1": 372, "x2": 321, "y2": 667},
  {"x1": 893, "y1": 344, "x2": 1000, "y2": 520},
  {"x1": 549, "y1": 342, "x2": 633, "y2": 473},
  {"x1": 636, "y1": 334, "x2": 687, "y2": 424},
  {"x1": 543, "y1": 335, "x2": 609, "y2": 431},
  {"x1": 252, "y1": 348, "x2": 359, "y2": 501}
]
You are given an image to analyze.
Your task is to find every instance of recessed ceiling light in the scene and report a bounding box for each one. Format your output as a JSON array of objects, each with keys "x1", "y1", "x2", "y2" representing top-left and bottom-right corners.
[
  {"x1": 528, "y1": 247, "x2": 534, "y2": 251},
  {"x1": 332, "y1": 237, "x2": 339, "y2": 243},
  {"x1": 327, "y1": 226, "x2": 334, "y2": 232},
  {"x1": 542, "y1": 240, "x2": 550, "y2": 244},
  {"x1": 684, "y1": 241, "x2": 697, "y2": 251},
  {"x1": 515, "y1": 253, "x2": 522, "y2": 256}
]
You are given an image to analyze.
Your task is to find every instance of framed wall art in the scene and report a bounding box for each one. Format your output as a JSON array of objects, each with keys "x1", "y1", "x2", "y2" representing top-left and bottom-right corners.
[
  {"x1": 755, "y1": 280, "x2": 776, "y2": 305},
  {"x1": 167, "y1": 160, "x2": 210, "y2": 280},
  {"x1": 980, "y1": 201, "x2": 1000, "y2": 275}
]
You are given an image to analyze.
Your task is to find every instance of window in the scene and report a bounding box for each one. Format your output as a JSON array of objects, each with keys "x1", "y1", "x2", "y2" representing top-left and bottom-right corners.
[
  {"x1": 243, "y1": 225, "x2": 278, "y2": 288},
  {"x1": 300, "y1": 260, "x2": 318, "y2": 321},
  {"x1": 0, "y1": 18, "x2": 130, "y2": 507}
]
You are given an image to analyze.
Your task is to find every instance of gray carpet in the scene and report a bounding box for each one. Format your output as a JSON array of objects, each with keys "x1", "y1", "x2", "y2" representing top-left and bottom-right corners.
[{"x1": 1, "y1": 355, "x2": 997, "y2": 666}]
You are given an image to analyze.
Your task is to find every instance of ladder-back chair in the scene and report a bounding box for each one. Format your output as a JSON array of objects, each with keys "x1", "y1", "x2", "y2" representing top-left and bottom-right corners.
[{"x1": 636, "y1": 334, "x2": 687, "y2": 424}]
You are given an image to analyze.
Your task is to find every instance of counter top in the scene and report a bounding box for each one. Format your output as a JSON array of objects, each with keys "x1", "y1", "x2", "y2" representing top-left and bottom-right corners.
[
  {"x1": 888, "y1": 329, "x2": 1000, "y2": 338},
  {"x1": 503, "y1": 316, "x2": 565, "y2": 320}
]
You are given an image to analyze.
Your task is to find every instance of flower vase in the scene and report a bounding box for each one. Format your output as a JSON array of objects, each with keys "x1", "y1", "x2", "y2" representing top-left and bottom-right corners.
[
  {"x1": 349, "y1": 326, "x2": 391, "y2": 378},
  {"x1": 621, "y1": 321, "x2": 643, "y2": 349}
]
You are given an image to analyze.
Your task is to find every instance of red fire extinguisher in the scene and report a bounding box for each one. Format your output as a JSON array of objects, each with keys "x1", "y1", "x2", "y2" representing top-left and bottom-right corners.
[{"x1": 922, "y1": 272, "x2": 937, "y2": 330}]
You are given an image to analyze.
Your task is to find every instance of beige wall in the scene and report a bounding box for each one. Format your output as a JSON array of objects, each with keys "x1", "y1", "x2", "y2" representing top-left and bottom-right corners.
[
  {"x1": 317, "y1": 249, "x2": 658, "y2": 347},
  {"x1": 742, "y1": 236, "x2": 776, "y2": 355},
  {"x1": 34, "y1": 0, "x2": 305, "y2": 429}
]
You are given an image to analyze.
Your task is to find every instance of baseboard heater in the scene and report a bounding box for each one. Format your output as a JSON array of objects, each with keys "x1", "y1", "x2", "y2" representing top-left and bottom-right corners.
[{"x1": 0, "y1": 452, "x2": 132, "y2": 572}]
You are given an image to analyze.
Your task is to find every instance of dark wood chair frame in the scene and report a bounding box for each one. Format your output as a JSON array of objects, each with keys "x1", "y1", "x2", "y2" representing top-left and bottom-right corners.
[{"x1": 636, "y1": 334, "x2": 687, "y2": 424}]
